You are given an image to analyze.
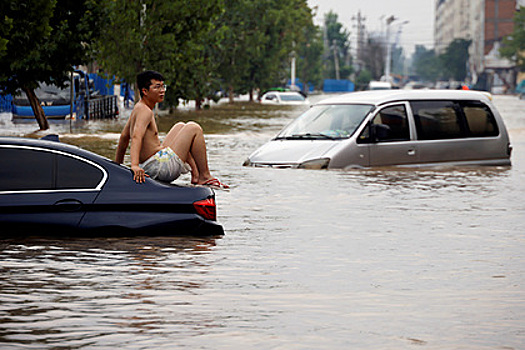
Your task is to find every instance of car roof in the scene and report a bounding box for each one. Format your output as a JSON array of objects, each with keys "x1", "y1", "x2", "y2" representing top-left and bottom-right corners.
[
  {"x1": 315, "y1": 90, "x2": 492, "y2": 106},
  {"x1": 264, "y1": 91, "x2": 303, "y2": 95},
  {"x1": 0, "y1": 136, "x2": 104, "y2": 160}
]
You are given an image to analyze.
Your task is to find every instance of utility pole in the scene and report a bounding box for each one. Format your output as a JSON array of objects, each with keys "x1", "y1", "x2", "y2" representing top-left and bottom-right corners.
[
  {"x1": 385, "y1": 15, "x2": 396, "y2": 83},
  {"x1": 333, "y1": 40, "x2": 340, "y2": 80},
  {"x1": 352, "y1": 11, "x2": 366, "y2": 72},
  {"x1": 290, "y1": 42, "x2": 296, "y2": 90}
]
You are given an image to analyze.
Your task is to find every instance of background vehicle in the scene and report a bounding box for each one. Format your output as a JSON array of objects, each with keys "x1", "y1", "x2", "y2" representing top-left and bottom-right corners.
[
  {"x1": 368, "y1": 81, "x2": 392, "y2": 90},
  {"x1": 259, "y1": 90, "x2": 308, "y2": 105},
  {"x1": 244, "y1": 90, "x2": 512, "y2": 169},
  {"x1": 0, "y1": 136, "x2": 223, "y2": 237}
]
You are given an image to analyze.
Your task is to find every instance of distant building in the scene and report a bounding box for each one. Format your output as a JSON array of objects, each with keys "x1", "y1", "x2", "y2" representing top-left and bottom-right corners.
[{"x1": 434, "y1": 0, "x2": 518, "y2": 92}]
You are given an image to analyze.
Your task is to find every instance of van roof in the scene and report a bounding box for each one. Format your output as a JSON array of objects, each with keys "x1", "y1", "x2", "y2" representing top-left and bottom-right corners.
[{"x1": 315, "y1": 90, "x2": 492, "y2": 106}]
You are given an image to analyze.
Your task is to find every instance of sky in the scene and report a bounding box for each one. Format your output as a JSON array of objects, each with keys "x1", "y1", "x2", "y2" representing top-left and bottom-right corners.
[{"x1": 306, "y1": 0, "x2": 435, "y2": 56}]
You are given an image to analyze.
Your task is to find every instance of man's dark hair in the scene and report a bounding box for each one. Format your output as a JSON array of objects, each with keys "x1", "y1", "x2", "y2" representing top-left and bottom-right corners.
[{"x1": 136, "y1": 70, "x2": 164, "y2": 97}]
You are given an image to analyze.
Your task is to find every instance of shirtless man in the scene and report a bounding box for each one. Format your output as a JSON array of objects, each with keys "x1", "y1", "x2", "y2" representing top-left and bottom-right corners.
[{"x1": 115, "y1": 70, "x2": 228, "y2": 189}]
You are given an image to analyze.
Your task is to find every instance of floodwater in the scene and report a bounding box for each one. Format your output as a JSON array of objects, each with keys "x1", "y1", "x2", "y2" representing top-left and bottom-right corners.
[{"x1": 0, "y1": 94, "x2": 524, "y2": 349}]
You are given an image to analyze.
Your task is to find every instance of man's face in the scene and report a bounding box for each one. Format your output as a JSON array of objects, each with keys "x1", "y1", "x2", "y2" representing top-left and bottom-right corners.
[{"x1": 145, "y1": 79, "x2": 166, "y2": 102}]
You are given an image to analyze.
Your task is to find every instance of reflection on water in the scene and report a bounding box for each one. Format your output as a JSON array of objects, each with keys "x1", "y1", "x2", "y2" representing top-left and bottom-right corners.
[
  {"x1": 0, "y1": 236, "x2": 220, "y2": 348},
  {"x1": 0, "y1": 95, "x2": 524, "y2": 349}
]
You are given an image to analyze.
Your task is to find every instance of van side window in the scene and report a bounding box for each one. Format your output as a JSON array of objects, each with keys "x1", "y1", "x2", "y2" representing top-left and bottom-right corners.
[
  {"x1": 460, "y1": 102, "x2": 499, "y2": 137},
  {"x1": 358, "y1": 104, "x2": 409, "y2": 143},
  {"x1": 411, "y1": 101, "x2": 465, "y2": 140}
]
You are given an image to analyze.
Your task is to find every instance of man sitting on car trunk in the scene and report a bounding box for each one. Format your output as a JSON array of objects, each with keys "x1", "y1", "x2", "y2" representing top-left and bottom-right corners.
[{"x1": 115, "y1": 70, "x2": 228, "y2": 189}]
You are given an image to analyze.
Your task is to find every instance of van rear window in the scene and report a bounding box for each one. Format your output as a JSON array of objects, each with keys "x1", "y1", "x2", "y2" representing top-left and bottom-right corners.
[
  {"x1": 461, "y1": 102, "x2": 499, "y2": 137},
  {"x1": 410, "y1": 100, "x2": 499, "y2": 140}
]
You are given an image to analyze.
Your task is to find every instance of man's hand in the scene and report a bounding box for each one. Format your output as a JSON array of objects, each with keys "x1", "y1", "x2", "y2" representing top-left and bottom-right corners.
[{"x1": 131, "y1": 165, "x2": 148, "y2": 183}]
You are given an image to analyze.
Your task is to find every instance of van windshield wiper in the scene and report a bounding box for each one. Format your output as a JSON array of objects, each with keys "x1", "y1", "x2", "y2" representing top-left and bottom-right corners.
[{"x1": 275, "y1": 133, "x2": 336, "y2": 140}]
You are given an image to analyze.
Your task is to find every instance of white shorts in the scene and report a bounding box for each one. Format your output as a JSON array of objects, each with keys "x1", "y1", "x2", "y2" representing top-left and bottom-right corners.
[{"x1": 140, "y1": 147, "x2": 190, "y2": 182}]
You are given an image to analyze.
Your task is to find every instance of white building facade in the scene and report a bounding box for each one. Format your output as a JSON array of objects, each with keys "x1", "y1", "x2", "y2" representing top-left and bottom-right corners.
[{"x1": 434, "y1": 0, "x2": 518, "y2": 91}]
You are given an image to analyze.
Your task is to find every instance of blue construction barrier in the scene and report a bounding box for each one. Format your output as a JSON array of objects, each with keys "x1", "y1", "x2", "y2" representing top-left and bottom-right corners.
[
  {"x1": 0, "y1": 94, "x2": 13, "y2": 113},
  {"x1": 89, "y1": 74, "x2": 115, "y2": 95},
  {"x1": 323, "y1": 79, "x2": 355, "y2": 93}
]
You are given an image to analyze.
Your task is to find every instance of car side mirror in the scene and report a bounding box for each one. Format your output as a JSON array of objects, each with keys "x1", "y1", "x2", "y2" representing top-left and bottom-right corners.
[{"x1": 370, "y1": 123, "x2": 391, "y2": 142}]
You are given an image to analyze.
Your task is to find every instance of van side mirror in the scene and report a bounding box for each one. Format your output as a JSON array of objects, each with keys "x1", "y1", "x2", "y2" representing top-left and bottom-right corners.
[{"x1": 370, "y1": 123, "x2": 391, "y2": 142}]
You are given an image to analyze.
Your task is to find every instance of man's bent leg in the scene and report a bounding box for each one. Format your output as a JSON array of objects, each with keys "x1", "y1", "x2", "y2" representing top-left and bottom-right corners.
[
  {"x1": 164, "y1": 122, "x2": 199, "y2": 183},
  {"x1": 162, "y1": 122, "x2": 213, "y2": 185}
]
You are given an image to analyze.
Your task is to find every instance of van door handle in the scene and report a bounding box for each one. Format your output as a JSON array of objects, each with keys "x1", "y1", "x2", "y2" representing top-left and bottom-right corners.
[{"x1": 407, "y1": 149, "x2": 416, "y2": 156}]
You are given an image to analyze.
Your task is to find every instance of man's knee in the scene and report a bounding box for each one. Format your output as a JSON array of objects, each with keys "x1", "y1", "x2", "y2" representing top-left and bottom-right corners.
[{"x1": 186, "y1": 121, "x2": 203, "y2": 133}]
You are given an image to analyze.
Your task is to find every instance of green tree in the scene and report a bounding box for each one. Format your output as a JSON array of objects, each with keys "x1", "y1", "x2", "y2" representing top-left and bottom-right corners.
[
  {"x1": 440, "y1": 38, "x2": 471, "y2": 81},
  {"x1": 214, "y1": 0, "x2": 314, "y2": 102},
  {"x1": 362, "y1": 36, "x2": 385, "y2": 80},
  {"x1": 246, "y1": 0, "x2": 314, "y2": 97},
  {"x1": 355, "y1": 68, "x2": 372, "y2": 91},
  {"x1": 0, "y1": 15, "x2": 12, "y2": 58},
  {"x1": 95, "y1": 0, "x2": 223, "y2": 109},
  {"x1": 212, "y1": 0, "x2": 253, "y2": 103},
  {"x1": 323, "y1": 11, "x2": 352, "y2": 80},
  {"x1": 500, "y1": 6, "x2": 525, "y2": 70},
  {"x1": 391, "y1": 46, "x2": 405, "y2": 76},
  {"x1": 296, "y1": 23, "x2": 324, "y2": 92},
  {"x1": 412, "y1": 45, "x2": 441, "y2": 82},
  {"x1": 0, "y1": 0, "x2": 102, "y2": 130}
]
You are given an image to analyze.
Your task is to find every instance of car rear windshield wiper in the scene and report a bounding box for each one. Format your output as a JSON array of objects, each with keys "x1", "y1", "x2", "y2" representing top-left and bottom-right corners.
[{"x1": 275, "y1": 133, "x2": 336, "y2": 140}]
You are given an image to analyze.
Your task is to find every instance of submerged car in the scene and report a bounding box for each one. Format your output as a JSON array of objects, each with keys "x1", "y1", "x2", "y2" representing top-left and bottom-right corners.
[
  {"x1": 259, "y1": 91, "x2": 308, "y2": 105},
  {"x1": 0, "y1": 136, "x2": 223, "y2": 237},
  {"x1": 244, "y1": 90, "x2": 512, "y2": 169}
]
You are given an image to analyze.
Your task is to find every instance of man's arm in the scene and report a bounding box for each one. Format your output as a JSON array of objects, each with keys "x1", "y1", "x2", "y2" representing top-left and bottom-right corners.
[
  {"x1": 115, "y1": 119, "x2": 131, "y2": 164},
  {"x1": 129, "y1": 107, "x2": 152, "y2": 183}
]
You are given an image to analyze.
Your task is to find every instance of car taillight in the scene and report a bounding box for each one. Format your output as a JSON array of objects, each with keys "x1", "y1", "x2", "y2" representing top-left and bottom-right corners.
[{"x1": 193, "y1": 197, "x2": 217, "y2": 221}]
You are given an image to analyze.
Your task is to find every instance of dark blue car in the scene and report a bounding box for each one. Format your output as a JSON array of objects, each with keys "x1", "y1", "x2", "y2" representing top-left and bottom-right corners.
[{"x1": 0, "y1": 136, "x2": 224, "y2": 237}]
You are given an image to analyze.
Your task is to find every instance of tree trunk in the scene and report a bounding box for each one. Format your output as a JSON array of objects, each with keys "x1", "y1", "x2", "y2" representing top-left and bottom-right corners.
[
  {"x1": 22, "y1": 87, "x2": 49, "y2": 130},
  {"x1": 195, "y1": 97, "x2": 202, "y2": 110},
  {"x1": 228, "y1": 85, "x2": 234, "y2": 104}
]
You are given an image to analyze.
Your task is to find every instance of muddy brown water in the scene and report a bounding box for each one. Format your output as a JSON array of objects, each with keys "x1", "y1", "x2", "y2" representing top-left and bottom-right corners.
[{"x1": 0, "y1": 95, "x2": 524, "y2": 349}]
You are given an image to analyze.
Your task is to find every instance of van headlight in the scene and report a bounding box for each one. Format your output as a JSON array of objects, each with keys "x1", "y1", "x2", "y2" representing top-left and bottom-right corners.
[{"x1": 297, "y1": 158, "x2": 330, "y2": 169}]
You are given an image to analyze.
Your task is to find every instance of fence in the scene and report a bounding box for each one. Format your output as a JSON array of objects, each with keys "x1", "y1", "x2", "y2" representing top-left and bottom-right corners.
[{"x1": 86, "y1": 95, "x2": 119, "y2": 120}]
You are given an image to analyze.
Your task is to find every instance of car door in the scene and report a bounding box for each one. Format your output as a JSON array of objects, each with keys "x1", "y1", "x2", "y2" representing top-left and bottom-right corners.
[
  {"x1": 0, "y1": 146, "x2": 104, "y2": 232},
  {"x1": 357, "y1": 102, "x2": 419, "y2": 166}
]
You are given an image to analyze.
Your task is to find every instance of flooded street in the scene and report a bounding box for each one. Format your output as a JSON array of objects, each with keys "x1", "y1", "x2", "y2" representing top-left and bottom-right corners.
[{"x1": 0, "y1": 94, "x2": 524, "y2": 349}]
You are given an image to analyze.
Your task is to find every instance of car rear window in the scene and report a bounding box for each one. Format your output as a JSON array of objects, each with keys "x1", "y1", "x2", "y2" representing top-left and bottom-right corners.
[
  {"x1": 56, "y1": 153, "x2": 104, "y2": 189},
  {"x1": 0, "y1": 147, "x2": 104, "y2": 192}
]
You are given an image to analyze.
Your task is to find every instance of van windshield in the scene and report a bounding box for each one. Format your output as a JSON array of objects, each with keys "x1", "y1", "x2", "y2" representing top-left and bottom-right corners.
[{"x1": 275, "y1": 104, "x2": 373, "y2": 140}]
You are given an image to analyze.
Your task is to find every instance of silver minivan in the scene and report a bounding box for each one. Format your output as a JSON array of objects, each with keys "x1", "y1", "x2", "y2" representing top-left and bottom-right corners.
[{"x1": 243, "y1": 90, "x2": 512, "y2": 169}]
